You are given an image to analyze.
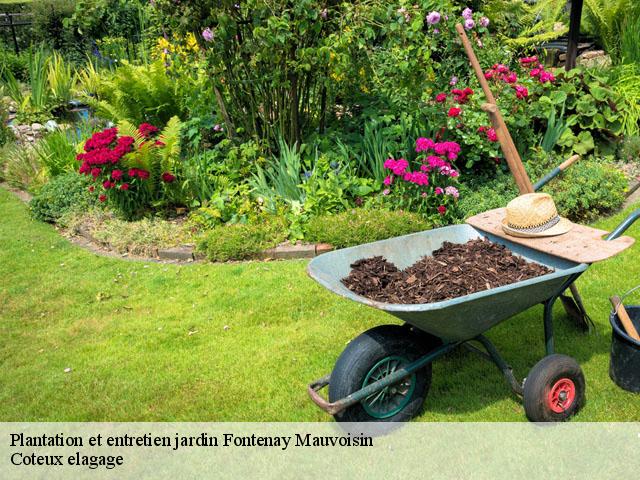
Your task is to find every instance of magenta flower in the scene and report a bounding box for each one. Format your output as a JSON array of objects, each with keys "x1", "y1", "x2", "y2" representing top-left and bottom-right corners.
[
  {"x1": 383, "y1": 175, "x2": 393, "y2": 186},
  {"x1": 415, "y1": 137, "x2": 435, "y2": 152},
  {"x1": 202, "y1": 28, "x2": 214, "y2": 42},
  {"x1": 435, "y1": 187, "x2": 444, "y2": 195},
  {"x1": 514, "y1": 85, "x2": 529, "y2": 99},
  {"x1": 426, "y1": 11, "x2": 441, "y2": 25}
]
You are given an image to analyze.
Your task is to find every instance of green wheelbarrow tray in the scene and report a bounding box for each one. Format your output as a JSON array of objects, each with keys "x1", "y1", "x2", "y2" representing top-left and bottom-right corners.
[
  {"x1": 306, "y1": 210, "x2": 640, "y2": 420},
  {"x1": 308, "y1": 224, "x2": 587, "y2": 343}
]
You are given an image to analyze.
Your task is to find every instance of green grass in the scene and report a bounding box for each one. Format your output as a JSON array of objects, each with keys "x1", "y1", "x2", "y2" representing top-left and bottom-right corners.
[{"x1": 1, "y1": 188, "x2": 639, "y2": 421}]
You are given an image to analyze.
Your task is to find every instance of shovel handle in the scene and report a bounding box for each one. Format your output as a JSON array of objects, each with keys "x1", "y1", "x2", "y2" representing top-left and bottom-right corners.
[
  {"x1": 533, "y1": 155, "x2": 581, "y2": 191},
  {"x1": 610, "y1": 296, "x2": 640, "y2": 341}
]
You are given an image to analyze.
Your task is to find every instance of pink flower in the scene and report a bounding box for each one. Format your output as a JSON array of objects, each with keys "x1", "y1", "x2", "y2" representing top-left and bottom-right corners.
[
  {"x1": 445, "y1": 186, "x2": 459, "y2": 198},
  {"x1": 202, "y1": 27, "x2": 214, "y2": 42},
  {"x1": 479, "y1": 16, "x2": 490, "y2": 27},
  {"x1": 450, "y1": 76, "x2": 458, "y2": 86},
  {"x1": 448, "y1": 107, "x2": 461, "y2": 117},
  {"x1": 530, "y1": 68, "x2": 541, "y2": 77},
  {"x1": 383, "y1": 175, "x2": 393, "y2": 186},
  {"x1": 514, "y1": 85, "x2": 528, "y2": 99},
  {"x1": 464, "y1": 18, "x2": 475, "y2": 30},
  {"x1": 462, "y1": 8, "x2": 473, "y2": 20},
  {"x1": 90, "y1": 168, "x2": 101, "y2": 179},
  {"x1": 438, "y1": 205, "x2": 447, "y2": 215},
  {"x1": 504, "y1": 72, "x2": 517, "y2": 83},
  {"x1": 435, "y1": 187, "x2": 444, "y2": 195},
  {"x1": 392, "y1": 158, "x2": 409, "y2": 176},
  {"x1": 421, "y1": 192, "x2": 427, "y2": 198},
  {"x1": 539, "y1": 71, "x2": 555, "y2": 83},
  {"x1": 383, "y1": 158, "x2": 396, "y2": 169},
  {"x1": 415, "y1": 137, "x2": 435, "y2": 152},
  {"x1": 103, "y1": 180, "x2": 113, "y2": 189},
  {"x1": 519, "y1": 56, "x2": 538, "y2": 65},
  {"x1": 486, "y1": 128, "x2": 498, "y2": 142},
  {"x1": 111, "y1": 169, "x2": 123, "y2": 181},
  {"x1": 120, "y1": 183, "x2": 129, "y2": 191},
  {"x1": 426, "y1": 11, "x2": 441, "y2": 25},
  {"x1": 435, "y1": 93, "x2": 447, "y2": 103},
  {"x1": 382, "y1": 189, "x2": 390, "y2": 196}
]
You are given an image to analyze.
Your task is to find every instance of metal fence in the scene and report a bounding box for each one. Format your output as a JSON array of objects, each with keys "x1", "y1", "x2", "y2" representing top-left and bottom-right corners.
[{"x1": 0, "y1": 11, "x2": 32, "y2": 54}]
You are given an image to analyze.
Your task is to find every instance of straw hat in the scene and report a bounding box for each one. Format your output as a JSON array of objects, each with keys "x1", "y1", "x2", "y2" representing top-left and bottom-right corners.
[{"x1": 502, "y1": 193, "x2": 572, "y2": 238}]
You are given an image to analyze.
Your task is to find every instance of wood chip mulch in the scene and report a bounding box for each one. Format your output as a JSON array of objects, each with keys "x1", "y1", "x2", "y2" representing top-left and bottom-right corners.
[{"x1": 341, "y1": 238, "x2": 554, "y2": 304}]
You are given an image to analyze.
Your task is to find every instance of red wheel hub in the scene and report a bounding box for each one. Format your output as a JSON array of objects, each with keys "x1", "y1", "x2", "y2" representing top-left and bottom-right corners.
[{"x1": 547, "y1": 378, "x2": 576, "y2": 413}]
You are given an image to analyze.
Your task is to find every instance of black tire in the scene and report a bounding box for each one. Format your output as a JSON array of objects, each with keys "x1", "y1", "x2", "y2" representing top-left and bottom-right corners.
[
  {"x1": 329, "y1": 324, "x2": 440, "y2": 423},
  {"x1": 523, "y1": 354, "x2": 586, "y2": 422}
]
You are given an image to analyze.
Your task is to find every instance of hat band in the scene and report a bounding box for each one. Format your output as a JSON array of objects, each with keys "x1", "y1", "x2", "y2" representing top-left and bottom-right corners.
[{"x1": 508, "y1": 215, "x2": 561, "y2": 234}]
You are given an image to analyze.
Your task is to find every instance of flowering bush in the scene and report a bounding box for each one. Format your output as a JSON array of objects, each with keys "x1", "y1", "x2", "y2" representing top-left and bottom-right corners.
[
  {"x1": 382, "y1": 138, "x2": 461, "y2": 222},
  {"x1": 77, "y1": 117, "x2": 182, "y2": 219}
]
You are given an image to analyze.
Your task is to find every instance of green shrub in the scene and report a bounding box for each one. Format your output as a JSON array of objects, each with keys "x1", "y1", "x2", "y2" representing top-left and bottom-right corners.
[
  {"x1": 0, "y1": 105, "x2": 14, "y2": 148},
  {"x1": 196, "y1": 218, "x2": 287, "y2": 262},
  {"x1": 304, "y1": 209, "x2": 431, "y2": 248},
  {"x1": 0, "y1": 48, "x2": 29, "y2": 82},
  {"x1": 30, "y1": 172, "x2": 96, "y2": 223},
  {"x1": 457, "y1": 174, "x2": 518, "y2": 220},
  {"x1": 542, "y1": 159, "x2": 627, "y2": 221}
]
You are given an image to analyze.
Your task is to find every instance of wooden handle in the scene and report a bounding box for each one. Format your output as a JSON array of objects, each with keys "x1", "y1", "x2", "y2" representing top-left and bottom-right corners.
[
  {"x1": 559, "y1": 154, "x2": 580, "y2": 171},
  {"x1": 610, "y1": 296, "x2": 640, "y2": 341},
  {"x1": 455, "y1": 24, "x2": 534, "y2": 194}
]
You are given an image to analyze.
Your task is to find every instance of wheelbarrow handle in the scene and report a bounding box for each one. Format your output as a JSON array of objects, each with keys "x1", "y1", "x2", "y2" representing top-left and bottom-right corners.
[{"x1": 606, "y1": 209, "x2": 640, "y2": 241}]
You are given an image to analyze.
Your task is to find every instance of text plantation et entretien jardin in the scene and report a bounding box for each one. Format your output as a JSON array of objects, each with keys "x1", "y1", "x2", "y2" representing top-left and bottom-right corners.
[{"x1": 10, "y1": 432, "x2": 373, "y2": 470}]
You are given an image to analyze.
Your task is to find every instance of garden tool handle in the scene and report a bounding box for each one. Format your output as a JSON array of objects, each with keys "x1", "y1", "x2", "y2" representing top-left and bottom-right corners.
[
  {"x1": 456, "y1": 24, "x2": 533, "y2": 194},
  {"x1": 533, "y1": 155, "x2": 581, "y2": 191},
  {"x1": 610, "y1": 296, "x2": 640, "y2": 341}
]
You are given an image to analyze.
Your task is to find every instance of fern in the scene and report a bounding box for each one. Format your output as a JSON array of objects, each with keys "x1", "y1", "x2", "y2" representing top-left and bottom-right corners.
[
  {"x1": 582, "y1": 0, "x2": 632, "y2": 62},
  {"x1": 82, "y1": 60, "x2": 182, "y2": 126}
]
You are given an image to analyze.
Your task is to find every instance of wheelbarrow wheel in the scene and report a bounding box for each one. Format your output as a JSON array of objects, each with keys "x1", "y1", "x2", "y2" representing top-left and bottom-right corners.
[
  {"x1": 523, "y1": 354, "x2": 586, "y2": 422},
  {"x1": 329, "y1": 324, "x2": 439, "y2": 423}
]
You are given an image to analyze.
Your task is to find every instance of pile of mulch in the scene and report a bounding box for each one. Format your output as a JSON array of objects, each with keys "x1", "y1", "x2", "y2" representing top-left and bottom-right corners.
[{"x1": 342, "y1": 238, "x2": 553, "y2": 304}]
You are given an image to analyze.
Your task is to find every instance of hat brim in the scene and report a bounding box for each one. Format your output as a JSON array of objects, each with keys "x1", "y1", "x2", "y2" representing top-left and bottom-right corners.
[{"x1": 501, "y1": 217, "x2": 573, "y2": 238}]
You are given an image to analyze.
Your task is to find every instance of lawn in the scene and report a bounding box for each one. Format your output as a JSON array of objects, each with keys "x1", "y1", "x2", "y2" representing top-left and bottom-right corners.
[{"x1": 1, "y1": 188, "x2": 639, "y2": 421}]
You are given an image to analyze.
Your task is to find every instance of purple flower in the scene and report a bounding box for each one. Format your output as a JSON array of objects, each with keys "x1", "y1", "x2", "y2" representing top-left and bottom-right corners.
[
  {"x1": 464, "y1": 18, "x2": 475, "y2": 30},
  {"x1": 479, "y1": 16, "x2": 490, "y2": 27},
  {"x1": 450, "y1": 76, "x2": 458, "y2": 86},
  {"x1": 202, "y1": 27, "x2": 214, "y2": 42},
  {"x1": 462, "y1": 8, "x2": 473, "y2": 20},
  {"x1": 426, "y1": 11, "x2": 441, "y2": 25},
  {"x1": 433, "y1": 28, "x2": 440, "y2": 34}
]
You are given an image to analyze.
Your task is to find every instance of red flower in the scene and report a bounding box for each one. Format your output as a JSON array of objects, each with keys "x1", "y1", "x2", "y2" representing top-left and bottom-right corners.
[
  {"x1": 103, "y1": 180, "x2": 113, "y2": 189},
  {"x1": 89, "y1": 186, "x2": 95, "y2": 192},
  {"x1": 448, "y1": 107, "x2": 461, "y2": 117},
  {"x1": 91, "y1": 168, "x2": 101, "y2": 179},
  {"x1": 99, "y1": 194, "x2": 107, "y2": 202},
  {"x1": 138, "y1": 123, "x2": 159, "y2": 138},
  {"x1": 437, "y1": 205, "x2": 447, "y2": 215},
  {"x1": 161, "y1": 172, "x2": 176, "y2": 183},
  {"x1": 120, "y1": 183, "x2": 130, "y2": 191},
  {"x1": 486, "y1": 128, "x2": 498, "y2": 142},
  {"x1": 128, "y1": 168, "x2": 138, "y2": 178},
  {"x1": 435, "y1": 93, "x2": 447, "y2": 103},
  {"x1": 477, "y1": 126, "x2": 486, "y2": 132},
  {"x1": 111, "y1": 169, "x2": 123, "y2": 181},
  {"x1": 137, "y1": 169, "x2": 150, "y2": 180},
  {"x1": 155, "y1": 140, "x2": 165, "y2": 147}
]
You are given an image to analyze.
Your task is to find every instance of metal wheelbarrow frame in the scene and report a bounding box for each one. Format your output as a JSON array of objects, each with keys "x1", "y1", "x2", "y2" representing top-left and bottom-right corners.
[{"x1": 306, "y1": 209, "x2": 639, "y2": 422}]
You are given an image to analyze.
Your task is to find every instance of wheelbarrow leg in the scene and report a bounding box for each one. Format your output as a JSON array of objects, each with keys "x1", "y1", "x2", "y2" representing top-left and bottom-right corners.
[
  {"x1": 467, "y1": 335, "x2": 523, "y2": 396},
  {"x1": 543, "y1": 298, "x2": 555, "y2": 355}
]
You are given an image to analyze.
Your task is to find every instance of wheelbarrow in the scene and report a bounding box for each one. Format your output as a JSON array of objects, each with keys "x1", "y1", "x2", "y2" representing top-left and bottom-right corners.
[{"x1": 306, "y1": 209, "x2": 639, "y2": 422}]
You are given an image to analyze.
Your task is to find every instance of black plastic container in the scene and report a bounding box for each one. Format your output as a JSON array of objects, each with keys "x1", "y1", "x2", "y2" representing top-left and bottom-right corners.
[{"x1": 609, "y1": 305, "x2": 640, "y2": 393}]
